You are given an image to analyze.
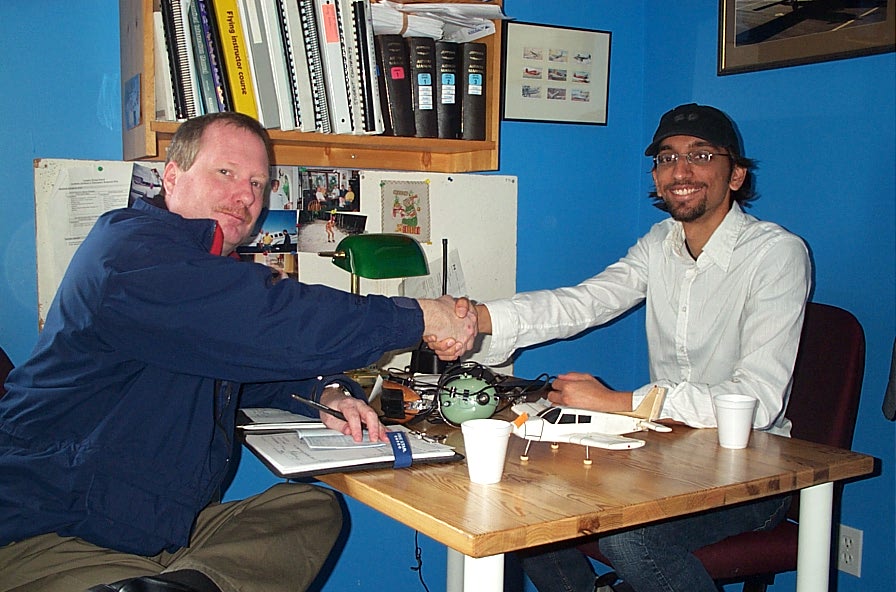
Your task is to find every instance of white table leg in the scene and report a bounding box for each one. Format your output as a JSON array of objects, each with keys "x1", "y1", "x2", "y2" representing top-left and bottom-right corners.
[
  {"x1": 446, "y1": 548, "x2": 504, "y2": 592},
  {"x1": 464, "y1": 553, "x2": 504, "y2": 591},
  {"x1": 446, "y1": 547, "x2": 464, "y2": 592},
  {"x1": 796, "y1": 482, "x2": 834, "y2": 592}
]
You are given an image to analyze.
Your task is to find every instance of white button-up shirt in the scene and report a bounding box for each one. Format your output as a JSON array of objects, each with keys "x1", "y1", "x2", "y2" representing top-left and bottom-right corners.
[{"x1": 482, "y1": 203, "x2": 811, "y2": 436}]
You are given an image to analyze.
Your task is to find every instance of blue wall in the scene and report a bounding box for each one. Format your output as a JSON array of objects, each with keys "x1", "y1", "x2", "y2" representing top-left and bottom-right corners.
[{"x1": 1, "y1": 1, "x2": 893, "y2": 591}]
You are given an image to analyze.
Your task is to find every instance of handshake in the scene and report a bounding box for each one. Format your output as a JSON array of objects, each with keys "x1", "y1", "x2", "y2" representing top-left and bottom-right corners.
[{"x1": 416, "y1": 295, "x2": 482, "y2": 361}]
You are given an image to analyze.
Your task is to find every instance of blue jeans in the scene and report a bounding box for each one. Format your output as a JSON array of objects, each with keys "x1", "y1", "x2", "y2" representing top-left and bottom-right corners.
[{"x1": 520, "y1": 495, "x2": 790, "y2": 592}]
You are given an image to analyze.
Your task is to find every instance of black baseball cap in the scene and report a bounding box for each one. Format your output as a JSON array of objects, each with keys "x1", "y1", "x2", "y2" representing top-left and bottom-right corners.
[{"x1": 644, "y1": 103, "x2": 742, "y2": 156}]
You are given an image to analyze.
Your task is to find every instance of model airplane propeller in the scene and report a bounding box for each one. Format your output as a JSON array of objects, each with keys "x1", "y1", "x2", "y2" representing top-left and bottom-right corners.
[{"x1": 510, "y1": 386, "x2": 670, "y2": 464}]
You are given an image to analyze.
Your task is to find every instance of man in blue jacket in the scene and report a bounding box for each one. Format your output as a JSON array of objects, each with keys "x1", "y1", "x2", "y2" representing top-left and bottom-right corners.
[{"x1": 0, "y1": 112, "x2": 477, "y2": 592}]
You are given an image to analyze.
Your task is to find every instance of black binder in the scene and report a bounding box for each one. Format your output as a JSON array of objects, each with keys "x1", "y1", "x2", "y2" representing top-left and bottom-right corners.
[
  {"x1": 374, "y1": 34, "x2": 415, "y2": 137},
  {"x1": 434, "y1": 41, "x2": 461, "y2": 139},
  {"x1": 407, "y1": 36, "x2": 438, "y2": 138},
  {"x1": 459, "y1": 41, "x2": 487, "y2": 141}
]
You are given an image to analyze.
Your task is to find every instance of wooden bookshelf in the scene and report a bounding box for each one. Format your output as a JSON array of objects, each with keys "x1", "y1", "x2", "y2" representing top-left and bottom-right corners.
[{"x1": 119, "y1": 0, "x2": 502, "y2": 172}]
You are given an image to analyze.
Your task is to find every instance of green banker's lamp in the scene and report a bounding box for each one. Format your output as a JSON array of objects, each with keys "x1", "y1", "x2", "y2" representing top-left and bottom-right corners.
[{"x1": 327, "y1": 233, "x2": 429, "y2": 294}]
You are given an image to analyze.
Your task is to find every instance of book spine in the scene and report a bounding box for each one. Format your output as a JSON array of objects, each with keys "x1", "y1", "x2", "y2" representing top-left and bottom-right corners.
[
  {"x1": 259, "y1": 0, "x2": 298, "y2": 131},
  {"x1": 374, "y1": 35, "x2": 393, "y2": 135},
  {"x1": 196, "y1": 0, "x2": 233, "y2": 112},
  {"x1": 336, "y1": 0, "x2": 363, "y2": 134},
  {"x1": 278, "y1": 0, "x2": 308, "y2": 130},
  {"x1": 459, "y1": 41, "x2": 487, "y2": 141},
  {"x1": 211, "y1": 0, "x2": 260, "y2": 120},
  {"x1": 159, "y1": 0, "x2": 190, "y2": 120},
  {"x1": 434, "y1": 41, "x2": 460, "y2": 140},
  {"x1": 153, "y1": 11, "x2": 178, "y2": 121},
  {"x1": 176, "y1": 0, "x2": 203, "y2": 117},
  {"x1": 353, "y1": 0, "x2": 384, "y2": 134},
  {"x1": 299, "y1": 0, "x2": 331, "y2": 133},
  {"x1": 374, "y1": 34, "x2": 415, "y2": 137},
  {"x1": 187, "y1": 0, "x2": 220, "y2": 114},
  {"x1": 238, "y1": 0, "x2": 281, "y2": 129},
  {"x1": 407, "y1": 36, "x2": 438, "y2": 138},
  {"x1": 316, "y1": 0, "x2": 353, "y2": 134}
]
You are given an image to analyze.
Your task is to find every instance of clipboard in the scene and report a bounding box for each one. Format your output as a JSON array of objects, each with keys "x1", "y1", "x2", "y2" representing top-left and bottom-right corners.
[{"x1": 243, "y1": 425, "x2": 462, "y2": 478}]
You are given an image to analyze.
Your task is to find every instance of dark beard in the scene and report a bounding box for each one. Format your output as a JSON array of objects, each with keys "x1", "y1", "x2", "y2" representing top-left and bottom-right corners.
[{"x1": 665, "y1": 197, "x2": 706, "y2": 223}]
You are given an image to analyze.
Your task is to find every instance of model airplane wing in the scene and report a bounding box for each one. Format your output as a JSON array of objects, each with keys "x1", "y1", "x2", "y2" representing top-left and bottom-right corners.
[{"x1": 565, "y1": 432, "x2": 645, "y2": 450}]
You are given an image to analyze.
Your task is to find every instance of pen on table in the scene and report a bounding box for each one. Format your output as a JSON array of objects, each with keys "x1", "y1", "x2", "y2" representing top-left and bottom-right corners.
[{"x1": 290, "y1": 394, "x2": 347, "y2": 422}]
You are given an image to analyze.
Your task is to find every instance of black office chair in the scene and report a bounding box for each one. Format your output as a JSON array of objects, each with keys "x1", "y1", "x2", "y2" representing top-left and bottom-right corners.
[{"x1": 580, "y1": 302, "x2": 866, "y2": 592}]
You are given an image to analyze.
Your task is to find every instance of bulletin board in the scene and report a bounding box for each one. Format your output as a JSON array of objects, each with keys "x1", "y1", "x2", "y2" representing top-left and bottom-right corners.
[{"x1": 294, "y1": 170, "x2": 518, "y2": 370}]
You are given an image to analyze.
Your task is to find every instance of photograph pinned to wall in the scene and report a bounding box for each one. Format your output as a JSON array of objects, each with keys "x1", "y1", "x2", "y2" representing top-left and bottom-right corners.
[
  {"x1": 502, "y1": 21, "x2": 610, "y2": 124},
  {"x1": 268, "y1": 166, "x2": 300, "y2": 210},
  {"x1": 381, "y1": 179, "x2": 431, "y2": 243},
  {"x1": 718, "y1": 0, "x2": 894, "y2": 74},
  {"x1": 293, "y1": 168, "x2": 363, "y2": 253},
  {"x1": 129, "y1": 162, "x2": 164, "y2": 205},
  {"x1": 298, "y1": 168, "x2": 360, "y2": 214},
  {"x1": 237, "y1": 209, "x2": 300, "y2": 280},
  {"x1": 296, "y1": 211, "x2": 367, "y2": 253}
]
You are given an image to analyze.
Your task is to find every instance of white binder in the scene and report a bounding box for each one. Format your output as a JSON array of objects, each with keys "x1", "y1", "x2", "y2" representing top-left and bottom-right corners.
[
  {"x1": 339, "y1": 0, "x2": 385, "y2": 134},
  {"x1": 259, "y1": 0, "x2": 298, "y2": 130},
  {"x1": 238, "y1": 0, "x2": 282, "y2": 129},
  {"x1": 280, "y1": 0, "x2": 321, "y2": 131},
  {"x1": 315, "y1": 0, "x2": 353, "y2": 134}
]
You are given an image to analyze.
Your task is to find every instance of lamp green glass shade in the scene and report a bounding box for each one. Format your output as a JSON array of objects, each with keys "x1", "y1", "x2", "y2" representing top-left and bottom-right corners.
[{"x1": 331, "y1": 233, "x2": 428, "y2": 280}]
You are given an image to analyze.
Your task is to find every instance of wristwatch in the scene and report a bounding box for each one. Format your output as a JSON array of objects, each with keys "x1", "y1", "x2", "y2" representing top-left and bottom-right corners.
[{"x1": 323, "y1": 382, "x2": 353, "y2": 400}]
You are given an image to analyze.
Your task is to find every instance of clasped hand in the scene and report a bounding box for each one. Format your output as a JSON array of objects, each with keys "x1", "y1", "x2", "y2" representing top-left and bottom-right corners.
[{"x1": 419, "y1": 295, "x2": 478, "y2": 360}]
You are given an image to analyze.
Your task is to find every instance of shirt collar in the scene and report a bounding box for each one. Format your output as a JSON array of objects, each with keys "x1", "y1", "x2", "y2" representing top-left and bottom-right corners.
[
  {"x1": 696, "y1": 202, "x2": 746, "y2": 272},
  {"x1": 666, "y1": 202, "x2": 746, "y2": 272}
]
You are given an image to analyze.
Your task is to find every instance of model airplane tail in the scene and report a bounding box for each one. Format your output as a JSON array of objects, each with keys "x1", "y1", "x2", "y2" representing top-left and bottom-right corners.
[{"x1": 618, "y1": 385, "x2": 666, "y2": 421}]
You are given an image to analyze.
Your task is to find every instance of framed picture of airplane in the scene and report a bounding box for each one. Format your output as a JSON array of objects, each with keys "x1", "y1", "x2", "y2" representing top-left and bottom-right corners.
[
  {"x1": 719, "y1": 0, "x2": 895, "y2": 74},
  {"x1": 501, "y1": 21, "x2": 611, "y2": 125}
]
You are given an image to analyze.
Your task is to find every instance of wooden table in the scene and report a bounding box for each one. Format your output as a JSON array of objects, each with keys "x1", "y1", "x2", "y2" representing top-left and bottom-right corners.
[{"x1": 318, "y1": 425, "x2": 874, "y2": 592}]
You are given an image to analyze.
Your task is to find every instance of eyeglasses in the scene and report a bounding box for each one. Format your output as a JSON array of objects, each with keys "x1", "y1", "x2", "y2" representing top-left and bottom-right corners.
[{"x1": 653, "y1": 150, "x2": 731, "y2": 168}]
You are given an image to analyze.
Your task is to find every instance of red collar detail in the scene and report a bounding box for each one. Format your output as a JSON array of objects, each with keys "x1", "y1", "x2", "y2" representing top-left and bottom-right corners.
[{"x1": 209, "y1": 224, "x2": 224, "y2": 256}]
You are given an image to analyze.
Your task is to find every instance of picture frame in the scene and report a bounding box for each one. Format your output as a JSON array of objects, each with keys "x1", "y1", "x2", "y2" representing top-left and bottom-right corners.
[
  {"x1": 502, "y1": 21, "x2": 611, "y2": 125},
  {"x1": 719, "y1": 0, "x2": 895, "y2": 75}
]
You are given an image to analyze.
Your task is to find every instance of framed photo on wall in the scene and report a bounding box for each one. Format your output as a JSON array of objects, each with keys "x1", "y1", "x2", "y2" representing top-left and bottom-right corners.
[
  {"x1": 502, "y1": 22, "x2": 611, "y2": 125},
  {"x1": 719, "y1": 0, "x2": 895, "y2": 74}
]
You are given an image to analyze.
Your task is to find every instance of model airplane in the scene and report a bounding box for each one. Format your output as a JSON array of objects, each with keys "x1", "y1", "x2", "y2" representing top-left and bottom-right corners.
[{"x1": 510, "y1": 386, "x2": 670, "y2": 463}]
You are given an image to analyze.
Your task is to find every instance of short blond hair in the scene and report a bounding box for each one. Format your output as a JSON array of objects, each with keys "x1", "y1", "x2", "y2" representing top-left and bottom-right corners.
[{"x1": 163, "y1": 112, "x2": 272, "y2": 185}]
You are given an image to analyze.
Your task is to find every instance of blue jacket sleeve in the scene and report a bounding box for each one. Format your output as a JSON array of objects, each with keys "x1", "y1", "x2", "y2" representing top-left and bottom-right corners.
[
  {"x1": 240, "y1": 374, "x2": 367, "y2": 417},
  {"x1": 91, "y1": 230, "x2": 423, "y2": 383}
]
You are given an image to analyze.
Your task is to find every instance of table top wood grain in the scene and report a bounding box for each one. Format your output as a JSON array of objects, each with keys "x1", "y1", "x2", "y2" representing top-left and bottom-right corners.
[{"x1": 318, "y1": 425, "x2": 875, "y2": 558}]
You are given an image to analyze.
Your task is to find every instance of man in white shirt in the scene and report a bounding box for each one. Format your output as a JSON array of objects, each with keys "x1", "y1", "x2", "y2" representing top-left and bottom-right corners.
[{"x1": 435, "y1": 104, "x2": 811, "y2": 592}]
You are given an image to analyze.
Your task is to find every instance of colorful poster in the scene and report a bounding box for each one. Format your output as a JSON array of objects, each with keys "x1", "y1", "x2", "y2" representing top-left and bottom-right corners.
[{"x1": 380, "y1": 179, "x2": 431, "y2": 242}]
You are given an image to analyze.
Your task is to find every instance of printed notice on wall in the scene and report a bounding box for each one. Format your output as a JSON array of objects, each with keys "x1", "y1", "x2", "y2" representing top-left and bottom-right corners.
[{"x1": 33, "y1": 159, "x2": 163, "y2": 329}]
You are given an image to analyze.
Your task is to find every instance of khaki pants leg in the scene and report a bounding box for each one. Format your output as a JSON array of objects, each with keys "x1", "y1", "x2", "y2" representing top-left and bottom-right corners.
[
  {"x1": 0, "y1": 483, "x2": 342, "y2": 592},
  {"x1": 161, "y1": 483, "x2": 343, "y2": 592},
  {"x1": 0, "y1": 534, "x2": 162, "y2": 592}
]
